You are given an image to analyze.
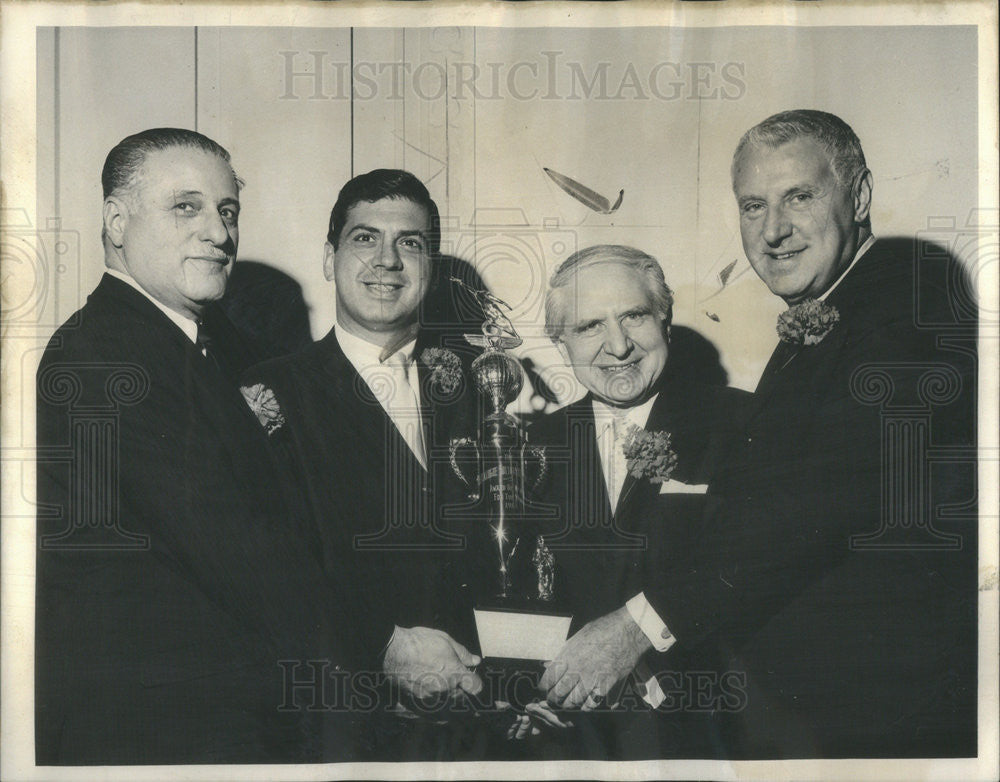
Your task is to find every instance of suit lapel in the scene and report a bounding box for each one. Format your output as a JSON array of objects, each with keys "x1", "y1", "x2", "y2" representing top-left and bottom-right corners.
[
  {"x1": 757, "y1": 338, "x2": 801, "y2": 386},
  {"x1": 614, "y1": 387, "x2": 675, "y2": 519},
  {"x1": 560, "y1": 400, "x2": 615, "y2": 540},
  {"x1": 319, "y1": 330, "x2": 428, "y2": 476},
  {"x1": 748, "y1": 243, "x2": 889, "y2": 420},
  {"x1": 94, "y1": 276, "x2": 271, "y2": 477}
]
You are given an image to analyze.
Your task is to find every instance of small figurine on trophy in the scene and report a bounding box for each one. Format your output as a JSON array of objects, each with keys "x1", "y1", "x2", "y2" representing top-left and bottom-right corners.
[{"x1": 447, "y1": 279, "x2": 570, "y2": 665}]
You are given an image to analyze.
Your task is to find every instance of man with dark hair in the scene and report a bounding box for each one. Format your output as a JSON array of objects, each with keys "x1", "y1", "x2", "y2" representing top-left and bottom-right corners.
[
  {"x1": 36, "y1": 128, "x2": 354, "y2": 764},
  {"x1": 327, "y1": 167, "x2": 441, "y2": 257},
  {"x1": 539, "y1": 111, "x2": 977, "y2": 757},
  {"x1": 243, "y1": 169, "x2": 484, "y2": 741}
]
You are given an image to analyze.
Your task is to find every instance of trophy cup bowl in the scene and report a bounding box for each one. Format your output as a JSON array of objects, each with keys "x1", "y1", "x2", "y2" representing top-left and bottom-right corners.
[{"x1": 449, "y1": 313, "x2": 572, "y2": 682}]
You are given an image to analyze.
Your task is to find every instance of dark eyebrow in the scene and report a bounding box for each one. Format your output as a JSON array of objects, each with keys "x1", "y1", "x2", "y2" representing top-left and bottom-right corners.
[
  {"x1": 397, "y1": 230, "x2": 428, "y2": 242},
  {"x1": 621, "y1": 306, "x2": 651, "y2": 318},
  {"x1": 346, "y1": 224, "x2": 382, "y2": 236},
  {"x1": 219, "y1": 197, "x2": 240, "y2": 211}
]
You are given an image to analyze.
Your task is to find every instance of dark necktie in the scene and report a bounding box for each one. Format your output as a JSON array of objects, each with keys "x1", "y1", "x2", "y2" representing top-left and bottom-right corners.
[{"x1": 196, "y1": 319, "x2": 224, "y2": 376}]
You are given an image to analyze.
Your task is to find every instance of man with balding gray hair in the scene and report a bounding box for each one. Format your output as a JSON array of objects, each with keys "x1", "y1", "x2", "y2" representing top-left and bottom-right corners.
[
  {"x1": 36, "y1": 128, "x2": 355, "y2": 764},
  {"x1": 529, "y1": 244, "x2": 747, "y2": 756}
]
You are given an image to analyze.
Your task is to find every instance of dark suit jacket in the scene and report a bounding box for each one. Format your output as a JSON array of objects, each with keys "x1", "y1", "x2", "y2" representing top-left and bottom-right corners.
[
  {"x1": 525, "y1": 377, "x2": 747, "y2": 759},
  {"x1": 35, "y1": 274, "x2": 354, "y2": 764},
  {"x1": 244, "y1": 328, "x2": 478, "y2": 665},
  {"x1": 529, "y1": 377, "x2": 749, "y2": 632},
  {"x1": 646, "y1": 241, "x2": 978, "y2": 757}
]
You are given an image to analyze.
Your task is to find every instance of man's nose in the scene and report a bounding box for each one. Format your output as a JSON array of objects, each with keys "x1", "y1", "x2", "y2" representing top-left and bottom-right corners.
[
  {"x1": 200, "y1": 210, "x2": 232, "y2": 247},
  {"x1": 762, "y1": 204, "x2": 793, "y2": 247},
  {"x1": 603, "y1": 323, "x2": 632, "y2": 359},
  {"x1": 373, "y1": 240, "x2": 403, "y2": 270}
]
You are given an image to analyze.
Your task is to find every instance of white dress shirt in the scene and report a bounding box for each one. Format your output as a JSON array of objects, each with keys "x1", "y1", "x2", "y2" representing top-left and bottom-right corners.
[
  {"x1": 334, "y1": 326, "x2": 427, "y2": 470},
  {"x1": 591, "y1": 394, "x2": 658, "y2": 510},
  {"x1": 591, "y1": 394, "x2": 676, "y2": 706}
]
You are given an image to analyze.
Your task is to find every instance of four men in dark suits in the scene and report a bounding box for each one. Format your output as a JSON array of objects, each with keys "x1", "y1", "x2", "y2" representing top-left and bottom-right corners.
[
  {"x1": 537, "y1": 109, "x2": 977, "y2": 757},
  {"x1": 35, "y1": 111, "x2": 978, "y2": 762},
  {"x1": 35, "y1": 129, "x2": 354, "y2": 763}
]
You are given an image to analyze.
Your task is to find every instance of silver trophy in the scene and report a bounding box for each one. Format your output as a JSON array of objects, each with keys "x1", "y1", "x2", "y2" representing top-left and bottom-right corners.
[{"x1": 448, "y1": 280, "x2": 570, "y2": 663}]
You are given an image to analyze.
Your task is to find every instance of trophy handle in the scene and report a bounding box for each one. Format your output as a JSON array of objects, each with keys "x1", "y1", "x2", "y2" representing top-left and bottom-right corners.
[
  {"x1": 449, "y1": 437, "x2": 482, "y2": 501},
  {"x1": 521, "y1": 443, "x2": 549, "y2": 495}
]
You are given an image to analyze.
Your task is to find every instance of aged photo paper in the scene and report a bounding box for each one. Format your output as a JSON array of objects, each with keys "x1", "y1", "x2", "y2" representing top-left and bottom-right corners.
[{"x1": 2, "y1": 1, "x2": 997, "y2": 780}]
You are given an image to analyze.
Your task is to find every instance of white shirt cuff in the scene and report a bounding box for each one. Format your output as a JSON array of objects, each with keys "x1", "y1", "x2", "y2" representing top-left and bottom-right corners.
[{"x1": 626, "y1": 592, "x2": 676, "y2": 653}]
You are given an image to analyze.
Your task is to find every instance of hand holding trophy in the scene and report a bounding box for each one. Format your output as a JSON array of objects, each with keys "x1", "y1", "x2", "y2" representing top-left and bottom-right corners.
[{"x1": 447, "y1": 280, "x2": 571, "y2": 701}]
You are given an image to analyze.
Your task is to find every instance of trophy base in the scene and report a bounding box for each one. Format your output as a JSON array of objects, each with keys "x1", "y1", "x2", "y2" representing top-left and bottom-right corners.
[{"x1": 473, "y1": 603, "x2": 572, "y2": 662}]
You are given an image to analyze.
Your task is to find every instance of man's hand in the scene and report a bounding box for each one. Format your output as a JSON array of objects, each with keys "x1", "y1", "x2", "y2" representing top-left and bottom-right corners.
[
  {"x1": 503, "y1": 700, "x2": 575, "y2": 740},
  {"x1": 382, "y1": 626, "x2": 483, "y2": 707},
  {"x1": 538, "y1": 606, "x2": 652, "y2": 710}
]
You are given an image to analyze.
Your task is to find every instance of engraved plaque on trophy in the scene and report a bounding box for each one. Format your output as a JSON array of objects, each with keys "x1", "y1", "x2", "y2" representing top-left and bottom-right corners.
[{"x1": 448, "y1": 282, "x2": 572, "y2": 667}]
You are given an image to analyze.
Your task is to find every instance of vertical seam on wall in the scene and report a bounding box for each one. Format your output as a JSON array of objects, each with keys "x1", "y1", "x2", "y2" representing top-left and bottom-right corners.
[
  {"x1": 444, "y1": 57, "x2": 450, "y2": 205},
  {"x1": 349, "y1": 28, "x2": 355, "y2": 179},
  {"x1": 53, "y1": 27, "x2": 60, "y2": 221},
  {"x1": 194, "y1": 27, "x2": 199, "y2": 132},
  {"x1": 695, "y1": 97, "x2": 702, "y2": 242},
  {"x1": 472, "y1": 28, "x2": 477, "y2": 242},
  {"x1": 400, "y1": 31, "x2": 406, "y2": 172}
]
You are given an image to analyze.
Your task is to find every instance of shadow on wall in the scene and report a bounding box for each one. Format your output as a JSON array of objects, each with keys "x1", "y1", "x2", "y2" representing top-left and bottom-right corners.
[
  {"x1": 219, "y1": 260, "x2": 313, "y2": 360},
  {"x1": 417, "y1": 253, "x2": 491, "y2": 353},
  {"x1": 666, "y1": 325, "x2": 729, "y2": 388},
  {"x1": 220, "y1": 235, "x2": 982, "y2": 396},
  {"x1": 220, "y1": 254, "x2": 497, "y2": 362},
  {"x1": 881, "y1": 236, "x2": 979, "y2": 328}
]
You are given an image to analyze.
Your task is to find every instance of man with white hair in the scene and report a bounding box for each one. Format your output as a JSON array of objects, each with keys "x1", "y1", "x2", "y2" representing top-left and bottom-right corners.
[{"x1": 530, "y1": 244, "x2": 747, "y2": 756}]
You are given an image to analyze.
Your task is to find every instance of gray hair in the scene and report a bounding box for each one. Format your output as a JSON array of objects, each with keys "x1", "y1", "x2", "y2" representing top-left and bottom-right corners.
[
  {"x1": 544, "y1": 244, "x2": 673, "y2": 341},
  {"x1": 731, "y1": 109, "x2": 868, "y2": 188}
]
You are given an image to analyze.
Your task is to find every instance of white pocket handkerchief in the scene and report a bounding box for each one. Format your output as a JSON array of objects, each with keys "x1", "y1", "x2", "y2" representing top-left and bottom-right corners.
[{"x1": 659, "y1": 479, "x2": 708, "y2": 494}]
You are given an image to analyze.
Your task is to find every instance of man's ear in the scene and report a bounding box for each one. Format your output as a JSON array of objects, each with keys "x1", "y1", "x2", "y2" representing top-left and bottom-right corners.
[
  {"x1": 555, "y1": 338, "x2": 570, "y2": 366},
  {"x1": 322, "y1": 241, "x2": 336, "y2": 281},
  {"x1": 103, "y1": 197, "x2": 128, "y2": 248},
  {"x1": 853, "y1": 169, "x2": 873, "y2": 224}
]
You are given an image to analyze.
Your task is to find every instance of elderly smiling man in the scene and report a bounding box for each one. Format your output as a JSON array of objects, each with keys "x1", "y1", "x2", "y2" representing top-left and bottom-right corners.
[
  {"x1": 528, "y1": 244, "x2": 747, "y2": 757},
  {"x1": 538, "y1": 111, "x2": 977, "y2": 758}
]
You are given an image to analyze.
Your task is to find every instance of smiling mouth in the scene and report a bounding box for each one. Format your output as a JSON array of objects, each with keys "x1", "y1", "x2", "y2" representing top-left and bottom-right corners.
[
  {"x1": 769, "y1": 249, "x2": 804, "y2": 261},
  {"x1": 363, "y1": 281, "x2": 404, "y2": 295},
  {"x1": 598, "y1": 360, "x2": 640, "y2": 374}
]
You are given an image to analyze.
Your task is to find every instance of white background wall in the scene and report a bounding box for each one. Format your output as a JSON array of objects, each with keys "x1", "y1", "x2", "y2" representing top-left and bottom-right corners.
[{"x1": 36, "y1": 25, "x2": 980, "y2": 393}]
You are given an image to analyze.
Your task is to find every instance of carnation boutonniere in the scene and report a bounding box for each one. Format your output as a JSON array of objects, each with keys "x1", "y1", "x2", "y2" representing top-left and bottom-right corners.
[
  {"x1": 777, "y1": 298, "x2": 840, "y2": 346},
  {"x1": 240, "y1": 382, "x2": 285, "y2": 435},
  {"x1": 421, "y1": 347, "x2": 463, "y2": 396},
  {"x1": 622, "y1": 426, "x2": 678, "y2": 484}
]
